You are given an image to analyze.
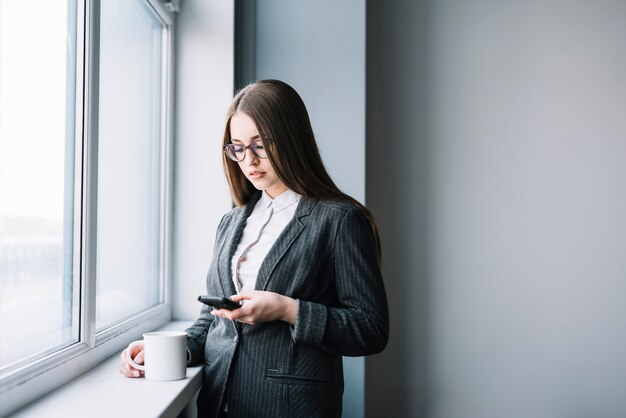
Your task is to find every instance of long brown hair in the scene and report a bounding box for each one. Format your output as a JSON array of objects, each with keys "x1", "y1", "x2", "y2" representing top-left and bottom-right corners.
[{"x1": 222, "y1": 79, "x2": 381, "y2": 262}]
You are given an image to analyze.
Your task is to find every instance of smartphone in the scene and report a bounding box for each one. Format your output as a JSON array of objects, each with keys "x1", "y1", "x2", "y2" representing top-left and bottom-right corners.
[{"x1": 197, "y1": 295, "x2": 242, "y2": 310}]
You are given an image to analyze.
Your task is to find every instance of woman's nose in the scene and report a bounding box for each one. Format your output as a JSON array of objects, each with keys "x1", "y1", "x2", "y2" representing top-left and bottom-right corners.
[{"x1": 242, "y1": 148, "x2": 259, "y2": 165}]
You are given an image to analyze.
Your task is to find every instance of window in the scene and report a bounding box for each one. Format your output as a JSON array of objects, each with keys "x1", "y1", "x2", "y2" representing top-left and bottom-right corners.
[
  {"x1": 0, "y1": 0, "x2": 176, "y2": 414},
  {"x1": 96, "y1": 0, "x2": 164, "y2": 331},
  {"x1": 0, "y1": 0, "x2": 76, "y2": 370}
]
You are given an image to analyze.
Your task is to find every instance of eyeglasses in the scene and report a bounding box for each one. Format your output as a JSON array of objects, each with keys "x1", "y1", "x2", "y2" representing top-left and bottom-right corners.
[{"x1": 223, "y1": 139, "x2": 268, "y2": 162}]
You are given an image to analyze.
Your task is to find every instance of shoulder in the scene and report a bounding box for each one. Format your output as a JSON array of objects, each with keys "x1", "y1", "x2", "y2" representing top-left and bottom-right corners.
[
  {"x1": 307, "y1": 198, "x2": 366, "y2": 224},
  {"x1": 223, "y1": 204, "x2": 245, "y2": 220},
  {"x1": 315, "y1": 198, "x2": 356, "y2": 213},
  {"x1": 215, "y1": 205, "x2": 242, "y2": 232},
  {"x1": 304, "y1": 199, "x2": 376, "y2": 253},
  {"x1": 220, "y1": 192, "x2": 261, "y2": 225}
]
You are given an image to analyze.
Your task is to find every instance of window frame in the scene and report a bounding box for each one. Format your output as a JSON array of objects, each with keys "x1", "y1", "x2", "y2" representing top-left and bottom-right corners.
[{"x1": 0, "y1": 0, "x2": 176, "y2": 414}]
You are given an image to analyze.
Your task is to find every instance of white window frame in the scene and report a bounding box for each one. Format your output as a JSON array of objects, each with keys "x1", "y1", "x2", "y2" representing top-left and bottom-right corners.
[{"x1": 0, "y1": 0, "x2": 177, "y2": 415}]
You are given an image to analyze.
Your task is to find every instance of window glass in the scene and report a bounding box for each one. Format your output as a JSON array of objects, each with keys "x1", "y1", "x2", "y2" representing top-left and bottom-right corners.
[
  {"x1": 0, "y1": 0, "x2": 76, "y2": 368},
  {"x1": 96, "y1": 0, "x2": 163, "y2": 330}
]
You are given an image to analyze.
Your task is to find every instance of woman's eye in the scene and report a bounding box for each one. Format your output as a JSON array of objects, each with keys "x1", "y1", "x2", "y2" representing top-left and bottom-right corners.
[{"x1": 233, "y1": 145, "x2": 244, "y2": 153}]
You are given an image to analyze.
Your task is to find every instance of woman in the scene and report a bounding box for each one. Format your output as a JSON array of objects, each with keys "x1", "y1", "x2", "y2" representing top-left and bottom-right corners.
[{"x1": 121, "y1": 79, "x2": 389, "y2": 417}]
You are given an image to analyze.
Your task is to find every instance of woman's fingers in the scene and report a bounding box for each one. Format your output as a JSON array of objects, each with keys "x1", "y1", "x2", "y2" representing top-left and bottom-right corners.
[
  {"x1": 119, "y1": 363, "x2": 142, "y2": 378},
  {"x1": 230, "y1": 292, "x2": 253, "y2": 302},
  {"x1": 211, "y1": 308, "x2": 242, "y2": 321},
  {"x1": 128, "y1": 343, "x2": 145, "y2": 359},
  {"x1": 119, "y1": 348, "x2": 144, "y2": 378},
  {"x1": 133, "y1": 351, "x2": 144, "y2": 365},
  {"x1": 211, "y1": 291, "x2": 295, "y2": 324}
]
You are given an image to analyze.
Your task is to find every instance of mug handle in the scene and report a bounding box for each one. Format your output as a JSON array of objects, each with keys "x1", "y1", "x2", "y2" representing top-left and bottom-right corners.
[{"x1": 125, "y1": 341, "x2": 146, "y2": 371}]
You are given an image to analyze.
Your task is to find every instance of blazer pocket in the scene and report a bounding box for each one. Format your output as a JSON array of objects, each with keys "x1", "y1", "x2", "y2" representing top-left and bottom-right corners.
[
  {"x1": 267, "y1": 370, "x2": 334, "y2": 418},
  {"x1": 266, "y1": 369, "x2": 328, "y2": 386}
]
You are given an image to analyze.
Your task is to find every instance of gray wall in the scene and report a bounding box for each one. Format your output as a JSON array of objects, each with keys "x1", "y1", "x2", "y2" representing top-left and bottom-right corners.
[
  {"x1": 252, "y1": 1, "x2": 366, "y2": 203},
  {"x1": 173, "y1": 0, "x2": 234, "y2": 322},
  {"x1": 366, "y1": 0, "x2": 431, "y2": 415},
  {"x1": 239, "y1": 1, "x2": 367, "y2": 417},
  {"x1": 366, "y1": 0, "x2": 626, "y2": 417}
]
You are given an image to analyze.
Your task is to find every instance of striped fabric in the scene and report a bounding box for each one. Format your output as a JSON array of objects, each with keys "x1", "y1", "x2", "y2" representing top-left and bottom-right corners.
[{"x1": 186, "y1": 192, "x2": 389, "y2": 418}]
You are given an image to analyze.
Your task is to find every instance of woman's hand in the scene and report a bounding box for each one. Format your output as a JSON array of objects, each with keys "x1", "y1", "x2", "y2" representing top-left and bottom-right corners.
[
  {"x1": 211, "y1": 291, "x2": 298, "y2": 325},
  {"x1": 119, "y1": 344, "x2": 145, "y2": 378}
]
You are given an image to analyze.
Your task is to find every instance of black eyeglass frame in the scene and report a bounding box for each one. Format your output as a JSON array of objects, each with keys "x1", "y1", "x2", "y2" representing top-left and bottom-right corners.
[{"x1": 223, "y1": 139, "x2": 269, "y2": 162}]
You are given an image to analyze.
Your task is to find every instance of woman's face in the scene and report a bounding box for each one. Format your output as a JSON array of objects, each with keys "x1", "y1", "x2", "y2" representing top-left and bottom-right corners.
[{"x1": 229, "y1": 111, "x2": 287, "y2": 198}]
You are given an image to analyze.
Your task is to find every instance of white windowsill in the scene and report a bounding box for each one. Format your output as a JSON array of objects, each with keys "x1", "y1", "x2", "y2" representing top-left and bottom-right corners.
[{"x1": 10, "y1": 321, "x2": 202, "y2": 418}]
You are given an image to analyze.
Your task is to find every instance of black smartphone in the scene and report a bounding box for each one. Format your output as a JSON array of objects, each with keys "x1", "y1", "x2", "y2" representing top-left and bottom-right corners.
[{"x1": 197, "y1": 295, "x2": 241, "y2": 310}]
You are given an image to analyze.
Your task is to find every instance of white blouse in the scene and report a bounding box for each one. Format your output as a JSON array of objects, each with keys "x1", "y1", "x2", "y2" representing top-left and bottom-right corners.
[{"x1": 230, "y1": 189, "x2": 301, "y2": 294}]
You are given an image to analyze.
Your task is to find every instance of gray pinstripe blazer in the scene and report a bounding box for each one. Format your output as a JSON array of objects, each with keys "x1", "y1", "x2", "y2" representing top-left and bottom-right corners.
[{"x1": 186, "y1": 192, "x2": 389, "y2": 418}]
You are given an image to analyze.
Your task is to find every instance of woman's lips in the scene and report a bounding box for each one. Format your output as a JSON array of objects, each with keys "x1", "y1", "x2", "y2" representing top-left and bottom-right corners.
[{"x1": 248, "y1": 171, "x2": 266, "y2": 180}]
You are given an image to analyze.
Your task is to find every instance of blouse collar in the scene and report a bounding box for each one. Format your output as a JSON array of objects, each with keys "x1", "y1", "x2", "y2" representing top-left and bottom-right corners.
[{"x1": 260, "y1": 189, "x2": 301, "y2": 213}]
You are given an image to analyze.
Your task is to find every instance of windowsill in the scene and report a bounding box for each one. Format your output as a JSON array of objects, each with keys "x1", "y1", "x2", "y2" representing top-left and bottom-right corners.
[{"x1": 10, "y1": 321, "x2": 202, "y2": 418}]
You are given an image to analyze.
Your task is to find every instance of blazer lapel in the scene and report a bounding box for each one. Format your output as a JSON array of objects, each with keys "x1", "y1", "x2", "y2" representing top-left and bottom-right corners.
[
  {"x1": 216, "y1": 193, "x2": 261, "y2": 296},
  {"x1": 256, "y1": 196, "x2": 317, "y2": 292}
]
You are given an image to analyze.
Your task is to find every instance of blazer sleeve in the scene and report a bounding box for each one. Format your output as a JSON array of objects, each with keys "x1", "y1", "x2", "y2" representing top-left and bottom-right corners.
[
  {"x1": 185, "y1": 213, "x2": 229, "y2": 365},
  {"x1": 291, "y1": 206, "x2": 390, "y2": 356},
  {"x1": 186, "y1": 303, "x2": 214, "y2": 365}
]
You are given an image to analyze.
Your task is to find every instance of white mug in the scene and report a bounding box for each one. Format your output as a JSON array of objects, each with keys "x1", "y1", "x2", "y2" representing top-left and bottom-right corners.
[{"x1": 126, "y1": 331, "x2": 188, "y2": 381}]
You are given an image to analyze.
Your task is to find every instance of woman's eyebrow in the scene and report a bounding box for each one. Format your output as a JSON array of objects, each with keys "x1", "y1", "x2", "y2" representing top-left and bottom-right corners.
[{"x1": 230, "y1": 135, "x2": 260, "y2": 144}]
